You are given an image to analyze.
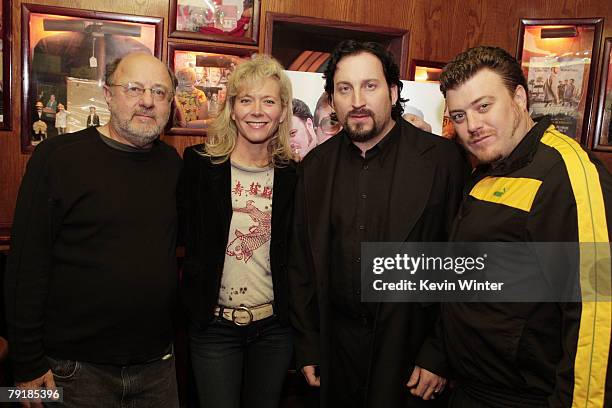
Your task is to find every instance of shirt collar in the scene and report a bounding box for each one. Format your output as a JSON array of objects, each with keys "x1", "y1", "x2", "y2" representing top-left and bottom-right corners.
[
  {"x1": 477, "y1": 116, "x2": 552, "y2": 176},
  {"x1": 97, "y1": 131, "x2": 154, "y2": 153},
  {"x1": 342, "y1": 120, "x2": 400, "y2": 162}
]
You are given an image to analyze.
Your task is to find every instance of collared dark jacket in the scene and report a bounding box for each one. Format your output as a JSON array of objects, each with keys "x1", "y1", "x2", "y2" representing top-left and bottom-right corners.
[
  {"x1": 179, "y1": 145, "x2": 297, "y2": 327},
  {"x1": 289, "y1": 119, "x2": 469, "y2": 407},
  {"x1": 435, "y1": 118, "x2": 612, "y2": 407}
]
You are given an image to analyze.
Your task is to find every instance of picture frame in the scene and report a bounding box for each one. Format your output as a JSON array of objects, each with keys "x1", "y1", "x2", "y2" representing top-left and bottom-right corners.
[
  {"x1": 264, "y1": 13, "x2": 409, "y2": 77},
  {"x1": 593, "y1": 38, "x2": 612, "y2": 151},
  {"x1": 0, "y1": 0, "x2": 12, "y2": 130},
  {"x1": 169, "y1": 0, "x2": 260, "y2": 46},
  {"x1": 516, "y1": 18, "x2": 604, "y2": 144},
  {"x1": 408, "y1": 59, "x2": 445, "y2": 83},
  {"x1": 21, "y1": 4, "x2": 163, "y2": 152},
  {"x1": 167, "y1": 41, "x2": 255, "y2": 136}
]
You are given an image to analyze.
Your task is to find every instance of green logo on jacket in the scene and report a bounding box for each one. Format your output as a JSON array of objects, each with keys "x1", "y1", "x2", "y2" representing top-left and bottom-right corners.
[{"x1": 493, "y1": 187, "x2": 507, "y2": 197}]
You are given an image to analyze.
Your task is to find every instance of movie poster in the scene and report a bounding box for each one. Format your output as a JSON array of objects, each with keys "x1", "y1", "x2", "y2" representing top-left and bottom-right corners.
[
  {"x1": 285, "y1": 70, "x2": 445, "y2": 160},
  {"x1": 527, "y1": 56, "x2": 585, "y2": 139}
]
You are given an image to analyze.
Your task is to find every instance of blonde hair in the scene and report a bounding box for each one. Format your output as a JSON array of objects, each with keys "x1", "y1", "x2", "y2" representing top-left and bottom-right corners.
[
  {"x1": 203, "y1": 54, "x2": 294, "y2": 166},
  {"x1": 176, "y1": 67, "x2": 196, "y2": 85}
]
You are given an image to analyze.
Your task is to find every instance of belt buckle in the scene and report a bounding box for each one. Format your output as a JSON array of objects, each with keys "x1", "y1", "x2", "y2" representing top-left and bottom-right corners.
[{"x1": 231, "y1": 306, "x2": 253, "y2": 326}]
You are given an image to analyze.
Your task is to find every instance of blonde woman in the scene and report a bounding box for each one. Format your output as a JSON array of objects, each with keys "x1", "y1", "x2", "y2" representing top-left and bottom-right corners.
[{"x1": 180, "y1": 54, "x2": 296, "y2": 408}]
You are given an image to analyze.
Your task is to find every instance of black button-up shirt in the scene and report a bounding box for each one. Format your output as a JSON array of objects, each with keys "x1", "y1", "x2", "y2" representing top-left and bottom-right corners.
[{"x1": 330, "y1": 122, "x2": 400, "y2": 320}]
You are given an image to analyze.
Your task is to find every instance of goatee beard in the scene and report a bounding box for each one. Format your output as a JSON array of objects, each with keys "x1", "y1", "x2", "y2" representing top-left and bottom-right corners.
[
  {"x1": 342, "y1": 109, "x2": 380, "y2": 142},
  {"x1": 110, "y1": 115, "x2": 162, "y2": 148}
]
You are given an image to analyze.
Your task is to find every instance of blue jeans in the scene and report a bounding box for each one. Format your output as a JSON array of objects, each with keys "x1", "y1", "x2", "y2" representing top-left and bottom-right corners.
[
  {"x1": 45, "y1": 347, "x2": 179, "y2": 408},
  {"x1": 190, "y1": 316, "x2": 293, "y2": 408}
]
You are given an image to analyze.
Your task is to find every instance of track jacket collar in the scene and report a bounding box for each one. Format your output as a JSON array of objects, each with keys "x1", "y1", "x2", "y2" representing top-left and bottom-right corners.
[{"x1": 476, "y1": 116, "x2": 552, "y2": 176}]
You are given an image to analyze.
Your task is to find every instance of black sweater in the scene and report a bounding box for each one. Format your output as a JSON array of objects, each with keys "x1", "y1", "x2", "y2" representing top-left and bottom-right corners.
[{"x1": 5, "y1": 127, "x2": 182, "y2": 382}]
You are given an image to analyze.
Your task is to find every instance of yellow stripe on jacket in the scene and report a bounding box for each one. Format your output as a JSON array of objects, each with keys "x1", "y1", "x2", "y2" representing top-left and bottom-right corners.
[{"x1": 541, "y1": 125, "x2": 611, "y2": 408}]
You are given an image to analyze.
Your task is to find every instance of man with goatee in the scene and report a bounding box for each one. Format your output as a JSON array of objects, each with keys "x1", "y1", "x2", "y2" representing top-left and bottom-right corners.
[{"x1": 289, "y1": 40, "x2": 469, "y2": 407}]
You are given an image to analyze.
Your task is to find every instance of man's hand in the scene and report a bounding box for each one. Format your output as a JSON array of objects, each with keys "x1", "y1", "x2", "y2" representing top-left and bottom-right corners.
[
  {"x1": 406, "y1": 365, "x2": 446, "y2": 400},
  {"x1": 16, "y1": 370, "x2": 56, "y2": 408},
  {"x1": 301, "y1": 365, "x2": 321, "y2": 387}
]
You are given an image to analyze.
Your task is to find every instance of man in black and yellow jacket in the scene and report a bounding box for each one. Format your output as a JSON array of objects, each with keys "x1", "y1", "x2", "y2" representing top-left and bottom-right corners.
[{"x1": 420, "y1": 46, "x2": 611, "y2": 407}]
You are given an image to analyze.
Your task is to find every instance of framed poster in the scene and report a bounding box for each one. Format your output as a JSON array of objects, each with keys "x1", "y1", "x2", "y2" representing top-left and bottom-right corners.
[
  {"x1": 167, "y1": 42, "x2": 255, "y2": 135},
  {"x1": 0, "y1": 0, "x2": 11, "y2": 129},
  {"x1": 593, "y1": 38, "x2": 612, "y2": 151},
  {"x1": 21, "y1": 4, "x2": 163, "y2": 152},
  {"x1": 517, "y1": 18, "x2": 603, "y2": 144},
  {"x1": 169, "y1": 0, "x2": 260, "y2": 45},
  {"x1": 285, "y1": 70, "x2": 446, "y2": 161}
]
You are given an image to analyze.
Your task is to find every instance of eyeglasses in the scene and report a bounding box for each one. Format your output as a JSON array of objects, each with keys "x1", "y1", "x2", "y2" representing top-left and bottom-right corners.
[
  {"x1": 318, "y1": 117, "x2": 342, "y2": 134},
  {"x1": 109, "y1": 82, "x2": 172, "y2": 102}
]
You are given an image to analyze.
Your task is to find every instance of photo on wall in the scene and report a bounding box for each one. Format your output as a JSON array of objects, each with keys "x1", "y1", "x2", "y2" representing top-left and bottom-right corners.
[
  {"x1": 170, "y1": 0, "x2": 260, "y2": 45},
  {"x1": 21, "y1": 4, "x2": 163, "y2": 152},
  {"x1": 516, "y1": 19, "x2": 604, "y2": 144},
  {"x1": 527, "y1": 56, "x2": 585, "y2": 138},
  {"x1": 167, "y1": 42, "x2": 255, "y2": 135},
  {"x1": 65, "y1": 77, "x2": 110, "y2": 134}
]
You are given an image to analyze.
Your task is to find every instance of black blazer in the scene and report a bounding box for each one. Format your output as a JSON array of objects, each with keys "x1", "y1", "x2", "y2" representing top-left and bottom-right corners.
[
  {"x1": 288, "y1": 119, "x2": 470, "y2": 407},
  {"x1": 86, "y1": 114, "x2": 100, "y2": 127},
  {"x1": 179, "y1": 145, "x2": 298, "y2": 327}
]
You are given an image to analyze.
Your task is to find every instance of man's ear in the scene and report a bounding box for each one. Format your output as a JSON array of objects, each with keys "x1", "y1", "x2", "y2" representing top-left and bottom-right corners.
[
  {"x1": 513, "y1": 85, "x2": 528, "y2": 110},
  {"x1": 306, "y1": 118, "x2": 317, "y2": 145},
  {"x1": 390, "y1": 84, "x2": 399, "y2": 105},
  {"x1": 306, "y1": 117, "x2": 315, "y2": 131},
  {"x1": 103, "y1": 85, "x2": 113, "y2": 105}
]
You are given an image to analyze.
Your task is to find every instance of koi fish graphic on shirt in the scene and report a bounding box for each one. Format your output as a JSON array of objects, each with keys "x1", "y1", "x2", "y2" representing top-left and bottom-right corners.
[{"x1": 226, "y1": 200, "x2": 272, "y2": 263}]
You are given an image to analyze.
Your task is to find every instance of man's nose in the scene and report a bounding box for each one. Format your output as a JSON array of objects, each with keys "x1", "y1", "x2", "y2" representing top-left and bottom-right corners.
[
  {"x1": 466, "y1": 111, "x2": 483, "y2": 134},
  {"x1": 352, "y1": 90, "x2": 365, "y2": 108},
  {"x1": 139, "y1": 89, "x2": 155, "y2": 107}
]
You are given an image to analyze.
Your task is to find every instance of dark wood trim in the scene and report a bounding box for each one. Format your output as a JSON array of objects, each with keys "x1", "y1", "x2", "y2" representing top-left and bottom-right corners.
[
  {"x1": 0, "y1": 225, "x2": 10, "y2": 247},
  {"x1": 1, "y1": 0, "x2": 11, "y2": 130},
  {"x1": 263, "y1": 12, "x2": 410, "y2": 78},
  {"x1": 592, "y1": 37, "x2": 612, "y2": 151}
]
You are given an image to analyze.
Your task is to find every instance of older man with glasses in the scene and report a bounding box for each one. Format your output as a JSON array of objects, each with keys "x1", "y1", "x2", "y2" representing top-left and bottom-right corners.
[{"x1": 6, "y1": 52, "x2": 182, "y2": 407}]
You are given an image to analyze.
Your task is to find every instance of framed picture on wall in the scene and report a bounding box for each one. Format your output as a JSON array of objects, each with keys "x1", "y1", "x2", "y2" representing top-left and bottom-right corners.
[
  {"x1": 21, "y1": 4, "x2": 163, "y2": 152},
  {"x1": 593, "y1": 37, "x2": 612, "y2": 151},
  {"x1": 516, "y1": 18, "x2": 604, "y2": 144},
  {"x1": 169, "y1": 0, "x2": 260, "y2": 45},
  {"x1": 0, "y1": 0, "x2": 12, "y2": 130},
  {"x1": 167, "y1": 41, "x2": 255, "y2": 135}
]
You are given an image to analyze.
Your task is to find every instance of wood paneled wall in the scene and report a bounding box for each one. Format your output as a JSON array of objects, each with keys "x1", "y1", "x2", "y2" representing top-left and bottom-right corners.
[{"x1": 2, "y1": 0, "x2": 612, "y2": 237}]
